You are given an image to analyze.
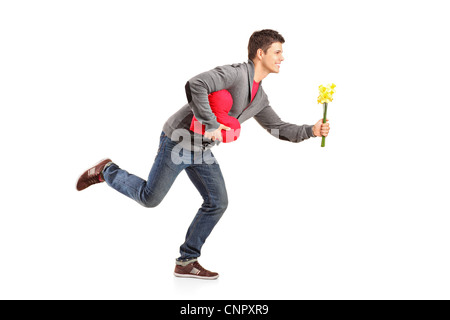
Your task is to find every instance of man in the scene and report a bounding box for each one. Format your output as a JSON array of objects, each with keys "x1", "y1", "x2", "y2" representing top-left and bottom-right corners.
[{"x1": 76, "y1": 29, "x2": 330, "y2": 280}]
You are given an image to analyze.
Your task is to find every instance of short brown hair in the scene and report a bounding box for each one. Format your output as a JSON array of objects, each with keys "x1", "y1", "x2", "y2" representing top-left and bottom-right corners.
[{"x1": 248, "y1": 29, "x2": 285, "y2": 61}]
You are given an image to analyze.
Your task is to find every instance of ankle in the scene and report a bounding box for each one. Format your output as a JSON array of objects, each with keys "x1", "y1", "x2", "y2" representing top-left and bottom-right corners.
[
  {"x1": 176, "y1": 258, "x2": 197, "y2": 266},
  {"x1": 100, "y1": 161, "x2": 113, "y2": 181}
]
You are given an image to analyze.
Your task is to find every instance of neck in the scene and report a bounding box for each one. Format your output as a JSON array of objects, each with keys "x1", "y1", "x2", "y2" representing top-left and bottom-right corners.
[{"x1": 252, "y1": 60, "x2": 269, "y2": 83}]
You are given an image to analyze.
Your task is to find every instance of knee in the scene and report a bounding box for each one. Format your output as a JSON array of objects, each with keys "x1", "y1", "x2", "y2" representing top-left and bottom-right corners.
[
  {"x1": 138, "y1": 187, "x2": 167, "y2": 208},
  {"x1": 213, "y1": 195, "x2": 228, "y2": 214},
  {"x1": 140, "y1": 197, "x2": 162, "y2": 209},
  {"x1": 220, "y1": 197, "x2": 229, "y2": 212}
]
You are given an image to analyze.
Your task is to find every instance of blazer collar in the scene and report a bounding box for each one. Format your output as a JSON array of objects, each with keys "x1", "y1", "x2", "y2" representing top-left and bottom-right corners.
[
  {"x1": 246, "y1": 59, "x2": 261, "y2": 101},
  {"x1": 247, "y1": 59, "x2": 255, "y2": 91}
]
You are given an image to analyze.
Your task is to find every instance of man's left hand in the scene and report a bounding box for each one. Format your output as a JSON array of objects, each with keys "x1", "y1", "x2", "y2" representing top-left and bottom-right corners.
[{"x1": 313, "y1": 119, "x2": 330, "y2": 137}]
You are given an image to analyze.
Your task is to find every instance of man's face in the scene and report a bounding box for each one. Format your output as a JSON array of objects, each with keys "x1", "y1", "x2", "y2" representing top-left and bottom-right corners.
[{"x1": 260, "y1": 42, "x2": 284, "y2": 74}]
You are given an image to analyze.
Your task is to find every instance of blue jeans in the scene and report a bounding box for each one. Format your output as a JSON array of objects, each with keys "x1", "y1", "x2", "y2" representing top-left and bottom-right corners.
[{"x1": 102, "y1": 131, "x2": 228, "y2": 261}]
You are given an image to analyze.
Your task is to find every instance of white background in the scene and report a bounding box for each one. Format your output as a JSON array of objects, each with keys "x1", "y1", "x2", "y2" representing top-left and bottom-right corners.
[{"x1": 1, "y1": 0, "x2": 449, "y2": 299}]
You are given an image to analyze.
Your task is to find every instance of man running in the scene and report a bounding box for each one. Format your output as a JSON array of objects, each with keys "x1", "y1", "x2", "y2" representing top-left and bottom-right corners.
[{"x1": 76, "y1": 29, "x2": 330, "y2": 280}]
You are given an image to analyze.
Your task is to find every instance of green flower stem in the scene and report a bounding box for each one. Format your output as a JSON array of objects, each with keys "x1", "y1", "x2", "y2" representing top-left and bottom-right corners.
[{"x1": 321, "y1": 102, "x2": 328, "y2": 147}]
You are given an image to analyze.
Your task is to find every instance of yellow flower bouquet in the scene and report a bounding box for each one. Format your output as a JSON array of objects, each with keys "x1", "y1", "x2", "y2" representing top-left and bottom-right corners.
[{"x1": 317, "y1": 83, "x2": 336, "y2": 147}]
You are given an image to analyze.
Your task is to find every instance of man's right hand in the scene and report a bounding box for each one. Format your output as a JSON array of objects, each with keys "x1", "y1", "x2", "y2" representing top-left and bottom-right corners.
[
  {"x1": 204, "y1": 124, "x2": 231, "y2": 142},
  {"x1": 313, "y1": 119, "x2": 330, "y2": 137}
]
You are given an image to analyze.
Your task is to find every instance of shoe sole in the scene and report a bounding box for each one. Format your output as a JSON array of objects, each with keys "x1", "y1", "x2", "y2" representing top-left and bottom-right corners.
[
  {"x1": 76, "y1": 158, "x2": 111, "y2": 191},
  {"x1": 173, "y1": 272, "x2": 219, "y2": 280}
]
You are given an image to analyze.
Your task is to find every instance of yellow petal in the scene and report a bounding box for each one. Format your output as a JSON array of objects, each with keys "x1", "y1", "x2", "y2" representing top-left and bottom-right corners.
[{"x1": 317, "y1": 83, "x2": 336, "y2": 104}]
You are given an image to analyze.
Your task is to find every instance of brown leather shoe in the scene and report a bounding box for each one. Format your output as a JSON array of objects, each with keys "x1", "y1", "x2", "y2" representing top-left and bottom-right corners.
[
  {"x1": 76, "y1": 158, "x2": 112, "y2": 191},
  {"x1": 174, "y1": 260, "x2": 219, "y2": 280}
]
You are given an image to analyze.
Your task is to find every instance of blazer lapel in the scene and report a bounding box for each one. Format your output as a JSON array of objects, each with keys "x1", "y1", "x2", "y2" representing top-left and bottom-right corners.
[
  {"x1": 246, "y1": 59, "x2": 255, "y2": 103},
  {"x1": 237, "y1": 60, "x2": 265, "y2": 122},
  {"x1": 237, "y1": 88, "x2": 264, "y2": 123}
]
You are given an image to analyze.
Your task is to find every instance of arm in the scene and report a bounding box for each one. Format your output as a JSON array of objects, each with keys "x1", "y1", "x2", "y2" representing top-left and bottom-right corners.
[
  {"x1": 185, "y1": 64, "x2": 239, "y2": 132},
  {"x1": 254, "y1": 105, "x2": 315, "y2": 143}
]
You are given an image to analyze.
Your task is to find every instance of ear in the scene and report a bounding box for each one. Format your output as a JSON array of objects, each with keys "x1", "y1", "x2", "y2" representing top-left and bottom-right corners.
[{"x1": 256, "y1": 48, "x2": 264, "y2": 60}]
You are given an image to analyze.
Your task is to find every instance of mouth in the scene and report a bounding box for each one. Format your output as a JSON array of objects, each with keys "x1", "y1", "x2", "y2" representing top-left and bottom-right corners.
[{"x1": 275, "y1": 63, "x2": 281, "y2": 68}]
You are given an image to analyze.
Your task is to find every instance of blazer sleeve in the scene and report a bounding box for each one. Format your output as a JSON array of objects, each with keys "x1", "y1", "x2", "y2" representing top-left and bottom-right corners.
[
  {"x1": 185, "y1": 64, "x2": 239, "y2": 132},
  {"x1": 254, "y1": 104, "x2": 315, "y2": 143}
]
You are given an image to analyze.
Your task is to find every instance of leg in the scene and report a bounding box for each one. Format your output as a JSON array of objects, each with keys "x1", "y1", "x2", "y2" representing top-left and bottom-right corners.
[
  {"x1": 102, "y1": 132, "x2": 186, "y2": 207},
  {"x1": 178, "y1": 151, "x2": 228, "y2": 260}
]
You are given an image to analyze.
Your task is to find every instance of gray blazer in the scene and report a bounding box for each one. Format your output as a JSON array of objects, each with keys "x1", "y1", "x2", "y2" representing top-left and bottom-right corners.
[{"x1": 162, "y1": 59, "x2": 314, "y2": 151}]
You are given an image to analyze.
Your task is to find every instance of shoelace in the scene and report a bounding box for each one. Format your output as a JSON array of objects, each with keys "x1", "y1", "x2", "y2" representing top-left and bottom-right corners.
[
  {"x1": 86, "y1": 173, "x2": 101, "y2": 185},
  {"x1": 193, "y1": 262, "x2": 208, "y2": 274}
]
